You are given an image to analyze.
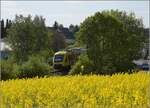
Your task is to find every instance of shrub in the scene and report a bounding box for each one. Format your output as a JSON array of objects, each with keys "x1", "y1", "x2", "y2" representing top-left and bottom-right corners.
[
  {"x1": 18, "y1": 55, "x2": 52, "y2": 78},
  {"x1": 0, "y1": 60, "x2": 18, "y2": 80},
  {"x1": 69, "y1": 54, "x2": 136, "y2": 75},
  {"x1": 69, "y1": 54, "x2": 95, "y2": 75}
]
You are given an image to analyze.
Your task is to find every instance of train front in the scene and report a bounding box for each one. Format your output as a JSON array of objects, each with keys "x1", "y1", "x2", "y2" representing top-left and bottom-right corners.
[{"x1": 53, "y1": 51, "x2": 68, "y2": 71}]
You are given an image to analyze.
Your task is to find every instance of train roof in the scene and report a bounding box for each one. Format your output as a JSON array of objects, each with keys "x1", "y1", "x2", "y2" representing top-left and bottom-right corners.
[
  {"x1": 54, "y1": 51, "x2": 68, "y2": 55},
  {"x1": 54, "y1": 47, "x2": 87, "y2": 55}
]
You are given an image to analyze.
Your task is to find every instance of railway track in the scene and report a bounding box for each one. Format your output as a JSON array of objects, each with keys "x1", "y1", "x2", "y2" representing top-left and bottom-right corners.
[{"x1": 49, "y1": 70, "x2": 69, "y2": 76}]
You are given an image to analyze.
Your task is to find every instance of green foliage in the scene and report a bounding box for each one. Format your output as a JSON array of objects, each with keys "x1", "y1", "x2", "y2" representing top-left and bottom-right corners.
[
  {"x1": 37, "y1": 49, "x2": 54, "y2": 63},
  {"x1": 69, "y1": 54, "x2": 94, "y2": 75},
  {"x1": 51, "y1": 31, "x2": 66, "y2": 52},
  {"x1": 18, "y1": 55, "x2": 52, "y2": 78},
  {"x1": 77, "y1": 10, "x2": 145, "y2": 74},
  {"x1": 6, "y1": 15, "x2": 53, "y2": 63},
  {"x1": 0, "y1": 60, "x2": 18, "y2": 80},
  {"x1": 0, "y1": 19, "x2": 12, "y2": 38},
  {"x1": 0, "y1": 52, "x2": 54, "y2": 80},
  {"x1": 1, "y1": 19, "x2": 5, "y2": 38}
]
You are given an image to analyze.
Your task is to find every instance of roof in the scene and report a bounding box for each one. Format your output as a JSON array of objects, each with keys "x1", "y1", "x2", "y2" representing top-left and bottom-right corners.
[
  {"x1": 47, "y1": 27, "x2": 74, "y2": 39},
  {"x1": 133, "y1": 59, "x2": 149, "y2": 65}
]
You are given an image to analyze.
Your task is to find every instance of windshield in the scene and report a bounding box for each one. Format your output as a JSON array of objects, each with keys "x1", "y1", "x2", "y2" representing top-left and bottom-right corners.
[{"x1": 54, "y1": 55, "x2": 64, "y2": 62}]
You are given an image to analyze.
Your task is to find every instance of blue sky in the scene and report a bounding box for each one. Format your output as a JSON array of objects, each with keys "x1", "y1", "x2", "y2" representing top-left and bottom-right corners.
[{"x1": 1, "y1": 1, "x2": 149, "y2": 27}]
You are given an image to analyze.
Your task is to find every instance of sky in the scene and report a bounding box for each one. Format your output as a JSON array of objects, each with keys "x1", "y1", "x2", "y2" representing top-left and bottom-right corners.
[{"x1": 1, "y1": 1, "x2": 149, "y2": 28}]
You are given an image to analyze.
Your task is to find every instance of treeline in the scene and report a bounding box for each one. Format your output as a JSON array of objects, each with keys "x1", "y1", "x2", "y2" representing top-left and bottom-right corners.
[
  {"x1": 51, "y1": 21, "x2": 79, "y2": 39},
  {"x1": 0, "y1": 19, "x2": 79, "y2": 40},
  {"x1": 1, "y1": 19, "x2": 12, "y2": 38},
  {"x1": 0, "y1": 17, "x2": 80, "y2": 57}
]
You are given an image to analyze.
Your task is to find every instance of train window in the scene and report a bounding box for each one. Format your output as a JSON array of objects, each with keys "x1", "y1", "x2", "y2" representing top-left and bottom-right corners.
[{"x1": 54, "y1": 55, "x2": 64, "y2": 62}]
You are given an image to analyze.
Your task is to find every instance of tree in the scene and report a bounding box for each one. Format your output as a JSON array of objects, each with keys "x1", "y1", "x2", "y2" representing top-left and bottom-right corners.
[
  {"x1": 53, "y1": 21, "x2": 59, "y2": 30},
  {"x1": 58, "y1": 24, "x2": 64, "y2": 30},
  {"x1": 143, "y1": 28, "x2": 149, "y2": 59},
  {"x1": 69, "y1": 24, "x2": 79, "y2": 33},
  {"x1": 77, "y1": 10, "x2": 145, "y2": 74},
  {"x1": 0, "y1": 19, "x2": 12, "y2": 38},
  {"x1": 74, "y1": 25, "x2": 79, "y2": 33},
  {"x1": 69, "y1": 24, "x2": 74, "y2": 32},
  {"x1": 5, "y1": 19, "x2": 9, "y2": 38},
  {"x1": 32, "y1": 15, "x2": 51, "y2": 51},
  {"x1": 51, "y1": 31, "x2": 66, "y2": 52},
  {"x1": 1, "y1": 19, "x2": 5, "y2": 38},
  {"x1": 6, "y1": 19, "x2": 12, "y2": 29},
  {"x1": 5, "y1": 19, "x2": 12, "y2": 38},
  {"x1": 69, "y1": 24, "x2": 79, "y2": 39},
  {"x1": 7, "y1": 15, "x2": 52, "y2": 63}
]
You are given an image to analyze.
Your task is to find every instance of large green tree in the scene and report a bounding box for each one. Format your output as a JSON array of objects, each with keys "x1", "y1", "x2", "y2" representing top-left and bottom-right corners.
[
  {"x1": 1, "y1": 19, "x2": 5, "y2": 38},
  {"x1": 7, "y1": 15, "x2": 52, "y2": 63},
  {"x1": 77, "y1": 10, "x2": 145, "y2": 74},
  {"x1": 51, "y1": 31, "x2": 66, "y2": 52}
]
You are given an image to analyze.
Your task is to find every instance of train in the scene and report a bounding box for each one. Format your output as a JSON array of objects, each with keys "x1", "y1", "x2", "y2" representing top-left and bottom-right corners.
[{"x1": 53, "y1": 48, "x2": 86, "y2": 72}]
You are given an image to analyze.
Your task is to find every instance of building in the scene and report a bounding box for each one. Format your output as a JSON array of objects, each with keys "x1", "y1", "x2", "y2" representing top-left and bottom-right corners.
[{"x1": 0, "y1": 39, "x2": 12, "y2": 59}]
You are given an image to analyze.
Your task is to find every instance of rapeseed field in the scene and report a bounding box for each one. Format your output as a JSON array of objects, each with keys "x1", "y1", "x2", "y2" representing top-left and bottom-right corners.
[{"x1": 0, "y1": 72, "x2": 150, "y2": 108}]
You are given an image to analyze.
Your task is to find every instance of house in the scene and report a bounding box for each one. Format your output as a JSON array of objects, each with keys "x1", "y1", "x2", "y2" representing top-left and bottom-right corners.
[
  {"x1": 0, "y1": 39, "x2": 12, "y2": 59},
  {"x1": 47, "y1": 27, "x2": 75, "y2": 44}
]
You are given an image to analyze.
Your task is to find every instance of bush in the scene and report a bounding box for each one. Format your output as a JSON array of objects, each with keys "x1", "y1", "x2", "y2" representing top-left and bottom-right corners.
[
  {"x1": 18, "y1": 55, "x2": 52, "y2": 78},
  {"x1": 30, "y1": 50, "x2": 54, "y2": 66},
  {"x1": 0, "y1": 60, "x2": 18, "y2": 80},
  {"x1": 69, "y1": 54, "x2": 95, "y2": 75}
]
